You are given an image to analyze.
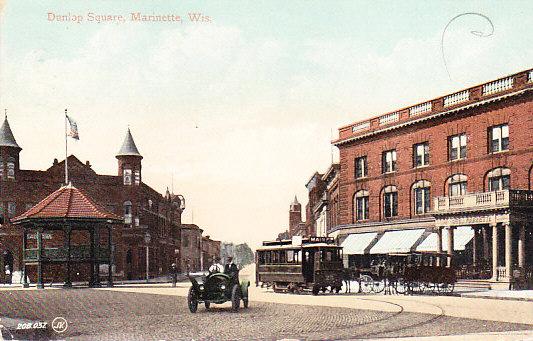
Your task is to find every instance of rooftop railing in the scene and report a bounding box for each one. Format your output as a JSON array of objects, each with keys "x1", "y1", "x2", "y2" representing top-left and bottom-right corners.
[{"x1": 337, "y1": 68, "x2": 533, "y2": 143}]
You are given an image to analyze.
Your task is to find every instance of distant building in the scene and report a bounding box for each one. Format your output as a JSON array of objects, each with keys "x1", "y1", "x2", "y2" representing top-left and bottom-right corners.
[
  {"x1": 0, "y1": 118, "x2": 217, "y2": 282},
  {"x1": 201, "y1": 235, "x2": 221, "y2": 270}
]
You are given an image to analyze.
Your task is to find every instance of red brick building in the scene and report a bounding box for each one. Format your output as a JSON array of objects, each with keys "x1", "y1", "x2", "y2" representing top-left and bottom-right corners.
[
  {"x1": 0, "y1": 121, "x2": 214, "y2": 282},
  {"x1": 201, "y1": 235, "x2": 221, "y2": 271},
  {"x1": 330, "y1": 68, "x2": 533, "y2": 285}
]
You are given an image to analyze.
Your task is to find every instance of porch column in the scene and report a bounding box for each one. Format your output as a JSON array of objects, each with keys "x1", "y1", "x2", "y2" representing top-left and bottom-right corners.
[
  {"x1": 436, "y1": 227, "x2": 443, "y2": 266},
  {"x1": 472, "y1": 227, "x2": 478, "y2": 267},
  {"x1": 505, "y1": 223, "x2": 512, "y2": 280},
  {"x1": 491, "y1": 223, "x2": 499, "y2": 280},
  {"x1": 37, "y1": 228, "x2": 44, "y2": 289},
  {"x1": 447, "y1": 226, "x2": 454, "y2": 267},
  {"x1": 482, "y1": 225, "x2": 490, "y2": 260},
  {"x1": 64, "y1": 227, "x2": 72, "y2": 288},
  {"x1": 518, "y1": 224, "x2": 526, "y2": 269}
]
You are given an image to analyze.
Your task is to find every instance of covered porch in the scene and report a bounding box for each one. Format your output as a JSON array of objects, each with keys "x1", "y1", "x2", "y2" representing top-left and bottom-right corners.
[{"x1": 433, "y1": 189, "x2": 533, "y2": 285}]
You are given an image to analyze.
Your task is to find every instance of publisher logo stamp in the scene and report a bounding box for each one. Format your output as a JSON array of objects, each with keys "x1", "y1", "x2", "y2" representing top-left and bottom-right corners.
[{"x1": 51, "y1": 317, "x2": 68, "y2": 334}]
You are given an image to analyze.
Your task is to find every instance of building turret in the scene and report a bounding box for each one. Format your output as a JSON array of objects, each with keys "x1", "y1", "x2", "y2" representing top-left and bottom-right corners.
[
  {"x1": 289, "y1": 195, "x2": 302, "y2": 235},
  {"x1": 116, "y1": 128, "x2": 142, "y2": 186},
  {"x1": 0, "y1": 115, "x2": 22, "y2": 181}
]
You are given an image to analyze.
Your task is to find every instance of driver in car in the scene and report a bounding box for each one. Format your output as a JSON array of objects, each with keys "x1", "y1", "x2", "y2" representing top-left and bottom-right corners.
[{"x1": 224, "y1": 256, "x2": 239, "y2": 284}]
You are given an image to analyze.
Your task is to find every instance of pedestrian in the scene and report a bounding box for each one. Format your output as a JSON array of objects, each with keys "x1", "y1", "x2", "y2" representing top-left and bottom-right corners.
[
  {"x1": 4, "y1": 265, "x2": 11, "y2": 285},
  {"x1": 169, "y1": 263, "x2": 178, "y2": 287}
]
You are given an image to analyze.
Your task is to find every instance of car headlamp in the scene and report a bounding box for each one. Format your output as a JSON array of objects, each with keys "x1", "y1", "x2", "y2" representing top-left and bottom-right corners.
[
  {"x1": 220, "y1": 284, "x2": 226, "y2": 290},
  {"x1": 199, "y1": 285, "x2": 204, "y2": 291}
]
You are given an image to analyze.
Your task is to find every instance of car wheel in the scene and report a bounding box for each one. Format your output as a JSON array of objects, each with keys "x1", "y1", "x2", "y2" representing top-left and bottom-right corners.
[
  {"x1": 231, "y1": 284, "x2": 241, "y2": 312},
  {"x1": 187, "y1": 287, "x2": 198, "y2": 313},
  {"x1": 204, "y1": 301, "x2": 210, "y2": 310}
]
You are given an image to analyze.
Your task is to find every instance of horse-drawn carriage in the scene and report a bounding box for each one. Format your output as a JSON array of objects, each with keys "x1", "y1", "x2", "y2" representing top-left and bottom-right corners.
[
  {"x1": 256, "y1": 237, "x2": 344, "y2": 295},
  {"x1": 345, "y1": 251, "x2": 456, "y2": 294}
]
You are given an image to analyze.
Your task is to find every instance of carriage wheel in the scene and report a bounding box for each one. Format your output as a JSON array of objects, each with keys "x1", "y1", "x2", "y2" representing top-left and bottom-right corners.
[
  {"x1": 409, "y1": 281, "x2": 422, "y2": 295},
  {"x1": 372, "y1": 279, "x2": 385, "y2": 293},
  {"x1": 394, "y1": 278, "x2": 406, "y2": 295},
  {"x1": 360, "y1": 275, "x2": 373, "y2": 293},
  {"x1": 438, "y1": 282, "x2": 455, "y2": 294}
]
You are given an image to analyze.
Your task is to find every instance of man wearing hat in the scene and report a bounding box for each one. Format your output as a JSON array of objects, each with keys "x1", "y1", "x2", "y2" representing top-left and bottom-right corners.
[
  {"x1": 170, "y1": 263, "x2": 178, "y2": 287},
  {"x1": 224, "y1": 256, "x2": 239, "y2": 284}
]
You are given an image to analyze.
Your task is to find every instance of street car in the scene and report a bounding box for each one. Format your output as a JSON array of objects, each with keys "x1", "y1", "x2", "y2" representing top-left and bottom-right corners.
[{"x1": 187, "y1": 272, "x2": 250, "y2": 313}]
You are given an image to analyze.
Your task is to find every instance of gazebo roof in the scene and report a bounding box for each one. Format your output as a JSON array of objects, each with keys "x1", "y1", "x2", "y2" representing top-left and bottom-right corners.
[{"x1": 12, "y1": 183, "x2": 122, "y2": 223}]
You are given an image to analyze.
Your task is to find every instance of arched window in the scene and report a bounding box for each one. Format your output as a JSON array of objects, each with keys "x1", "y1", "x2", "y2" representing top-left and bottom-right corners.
[
  {"x1": 487, "y1": 167, "x2": 510, "y2": 191},
  {"x1": 382, "y1": 186, "x2": 398, "y2": 218},
  {"x1": 447, "y1": 174, "x2": 467, "y2": 197},
  {"x1": 354, "y1": 190, "x2": 369, "y2": 221},
  {"x1": 123, "y1": 168, "x2": 132, "y2": 185},
  {"x1": 412, "y1": 180, "x2": 431, "y2": 215},
  {"x1": 123, "y1": 201, "x2": 132, "y2": 224},
  {"x1": 6, "y1": 157, "x2": 15, "y2": 180}
]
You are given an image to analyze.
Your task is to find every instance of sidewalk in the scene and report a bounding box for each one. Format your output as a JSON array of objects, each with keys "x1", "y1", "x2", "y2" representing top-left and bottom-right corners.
[{"x1": 461, "y1": 290, "x2": 533, "y2": 302}]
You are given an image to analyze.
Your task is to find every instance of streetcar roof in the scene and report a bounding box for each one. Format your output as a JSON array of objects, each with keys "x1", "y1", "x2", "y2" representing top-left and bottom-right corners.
[{"x1": 256, "y1": 243, "x2": 342, "y2": 251}]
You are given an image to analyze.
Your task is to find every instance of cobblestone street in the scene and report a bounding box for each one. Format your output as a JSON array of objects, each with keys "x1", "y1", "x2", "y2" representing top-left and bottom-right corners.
[{"x1": 0, "y1": 289, "x2": 531, "y2": 340}]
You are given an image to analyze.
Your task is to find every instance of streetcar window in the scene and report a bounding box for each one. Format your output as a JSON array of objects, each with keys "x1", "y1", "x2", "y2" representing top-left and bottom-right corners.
[{"x1": 287, "y1": 250, "x2": 294, "y2": 263}]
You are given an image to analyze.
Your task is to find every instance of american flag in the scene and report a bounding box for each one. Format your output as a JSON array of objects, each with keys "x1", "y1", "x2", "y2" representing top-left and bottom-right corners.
[{"x1": 66, "y1": 115, "x2": 79, "y2": 140}]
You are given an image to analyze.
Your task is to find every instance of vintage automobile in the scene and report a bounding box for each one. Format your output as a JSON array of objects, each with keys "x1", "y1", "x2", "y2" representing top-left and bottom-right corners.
[
  {"x1": 187, "y1": 272, "x2": 250, "y2": 313},
  {"x1": 256, "y1": 236, "x2": 344, "y2": 295}
]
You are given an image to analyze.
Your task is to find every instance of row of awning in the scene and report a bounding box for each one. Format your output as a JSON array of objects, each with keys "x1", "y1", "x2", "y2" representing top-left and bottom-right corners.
[{"x1": 340, "y1": 227, "x2": 475, "y2": 255}]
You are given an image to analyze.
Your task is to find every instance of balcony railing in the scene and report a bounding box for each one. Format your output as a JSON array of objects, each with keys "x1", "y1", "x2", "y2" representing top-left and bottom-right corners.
[
  {"x1": 336, "y1": 68, "x2": 533, "y2": 144},
  {"x1": 434, "y1": 190, "x2": 533, "y2": 214}
]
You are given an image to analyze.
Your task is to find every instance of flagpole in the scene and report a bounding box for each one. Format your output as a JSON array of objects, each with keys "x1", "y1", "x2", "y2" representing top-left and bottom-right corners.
[{"x1": 65, "y1": 108, "x2": 68, "y2": 185}]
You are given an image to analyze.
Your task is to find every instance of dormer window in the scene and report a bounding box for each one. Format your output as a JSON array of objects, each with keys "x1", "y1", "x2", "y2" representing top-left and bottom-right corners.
[
  {"x1": 123, "y1": 169, "x2": 132, "y2": 185},
  {"x1": 123, "y1": 201, "x2": 132, "y2": 224}
]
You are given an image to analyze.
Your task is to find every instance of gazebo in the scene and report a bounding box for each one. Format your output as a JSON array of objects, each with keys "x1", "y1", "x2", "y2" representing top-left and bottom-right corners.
[{"x1": 12, "y1": 183, "x2": 122, "y2": 289}]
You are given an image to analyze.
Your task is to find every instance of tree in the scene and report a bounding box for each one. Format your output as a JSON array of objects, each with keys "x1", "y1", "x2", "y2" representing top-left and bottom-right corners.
[{"x1": 220, "y1": 242, "x2": 254, "y2": 266}]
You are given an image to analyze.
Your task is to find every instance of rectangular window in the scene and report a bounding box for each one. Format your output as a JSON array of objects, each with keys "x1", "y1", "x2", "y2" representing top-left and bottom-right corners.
[
  {"x1": 414, "y1": 188, "x2": 431, "y2": 214},
  {"x1": 123, "y1": 169, "x2": 132, "y2": 185},
  {"x1": 355, "y1": 156, "x2": 367, "y2": 179},
  {"x1": 449, "y1": 182, "x2": 467, "y2": 197},
  {"x1": 7, "y1": 202, "x2": 16, "y2": 218},
  {"x1": 413, "y1": 142, "x2": 429, "y2": 167},
  {"x1": 382, "y1": 150, "x2": 397, "y2": 173},
  {"x1": 489, "y1": 175, "x2": 510, "y2": 191},
  {"x1": 134, "y1": 170, "x2": 141, "y2": 185},
  {"x1": 0, "y1": 162, "x2": 3, "y2": 179},
  {"x1": 356, "y1": 196, "x2": 369, "y2": 221},
  {"x1": 489, "y1": 124, "x2": 509, "y2": 153},
  {"x1": 383, "y1": 192, "x2": 398, "y2": 218},
  {"x1": 448, "y1": 134, "x2": 466, "y2": 161}
]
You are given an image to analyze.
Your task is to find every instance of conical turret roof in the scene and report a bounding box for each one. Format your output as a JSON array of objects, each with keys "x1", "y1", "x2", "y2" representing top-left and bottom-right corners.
[
  {"x1": 116, "y1": 128, "x2": 142, "y2": 158},
  {"x1": 0, "y1": 116, "x2": 21, "y2": 149}
]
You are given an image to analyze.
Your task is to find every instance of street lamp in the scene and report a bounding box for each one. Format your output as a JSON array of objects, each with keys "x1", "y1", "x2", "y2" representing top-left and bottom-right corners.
[{"x1": 144, "y1": 232, "x2": 151, "y2": 283}]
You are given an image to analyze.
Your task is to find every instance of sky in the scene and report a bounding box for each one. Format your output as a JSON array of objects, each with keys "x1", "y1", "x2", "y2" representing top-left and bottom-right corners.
[{"x1": 0, "y1": 1, "x2": 532, "y2": 248}]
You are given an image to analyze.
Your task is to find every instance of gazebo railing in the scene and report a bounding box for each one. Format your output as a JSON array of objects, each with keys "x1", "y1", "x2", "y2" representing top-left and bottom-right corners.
[{"x1": 24, "y1": 246, "x2": 110, "y2": 262}]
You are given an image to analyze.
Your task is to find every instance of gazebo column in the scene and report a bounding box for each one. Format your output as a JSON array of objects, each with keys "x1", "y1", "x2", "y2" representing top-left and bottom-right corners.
[
  {"x1": 107, "y1": 226, "x2": 113, "y2": 287},
  {"x1": 491, "y1": 223, "x2": 499, "y2": 280},
  {"x1": 504, "y1": 223, "x2": 512, "y2": 280},
  {"x1": 37, "y1": 228, "x2": 44, "y2": 289},
  {"x1": 518, "y1": 223, "x2": 526, "y2": 269},
  {"x1": 22, "y1": 229, "x2": 29, "y2": 288},
  {"x1": 64, "y1": 227, "x2": 72, "y2": 288},
  {"x1": 447, "y1": 226, "x2": 454, "y2": 268},
  {"x1": 436, "y1": 227, "x2": 443, "y2": 266},
  {"x1": 93, "y1": 227, "x2": 101, "y2": 287}
]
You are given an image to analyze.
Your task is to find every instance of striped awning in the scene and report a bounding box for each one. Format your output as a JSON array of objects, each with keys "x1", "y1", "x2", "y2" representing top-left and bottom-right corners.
[
  {"x1": 369, "y1": 229, "x2": 425, "y2": 254},
  {"x1": 416, "y1": 226, "x2": 475, "y2": 252},
  {"x1": 340, "y1": 232, "x2": 378, "y2": 255}
]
